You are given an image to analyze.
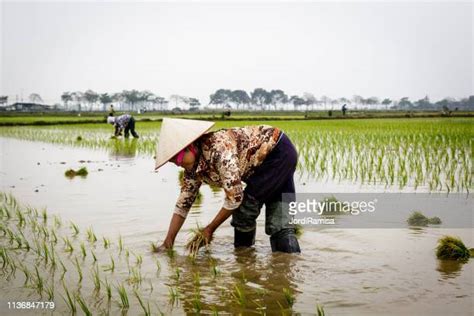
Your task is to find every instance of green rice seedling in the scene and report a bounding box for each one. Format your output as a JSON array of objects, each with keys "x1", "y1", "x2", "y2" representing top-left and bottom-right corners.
[
  {"x1": 193, "y1": 272, "x2": 201, "y2": 286},
  {"x1": 103, "y1": 278, "x2": 112, "y2": 302},
  {"x1": 192, "y1": 290, "x2": 202, "y2": 314},
  {"x1": 232, "y1": 284, "x2": 246, "y2": 307},
  {"x1": 86, "y1": 227, "x2": 97, "y2": 243},
  {"x1": 41, "y1": 208, "x2": 48, "y2": 223},
  {"x1": 63, "y1": 237, "x2": 74, "y2": 253},
  {"x1": 103, "y1": 256, "x2": 115, "y2": 272},
  {"x1": 91, "y1": 250, "x2": 97, "y2": 262},
  {"x1": 428, "y1": 216, "x2": 442, "y2": 225},
  {"x1": 316, "y1": 304, "x2": 325, "y2": 316},
  {"x1": 103, "y1": 237, "x2": 110, "y2": 249},
  {"x1": 168, "y1": 286, "x2": 179, "y2": 305},
  {"x1": 76, "y1": 167, "x2": 88, "y2": 176},
  {"x1": 150, "y1": 242, "x2": 160, "y2": 253},
  {"x1": 34, "y1": 266, "x2": 44, "y2": 296},
  {"x1": 46, "y1": 282, "x2": 54, "y2": 301},
  {"x1": 283, "y1": 288, "x2": 295, "y2": 308},
  {"x1": 135, "y1": 254, "x2": 143, "y2": 266},
  {"x1": 76, "y1": 293, "x2": 92, "y2": 316},
  {"x1": 173, "y1": 267, "x2": 181, "y2": 281},
  {"x1": 118, "y1": 235, "x2": 124, "y2": 253},
  {"x1": 42, "y1": 241, "x2": 50, "y2": 265},
  {"x1": 166, "y1": 248, "x2": 176, "y2": 259},
  {"x1": 74, "y1": 256, "x2": 83, "y2": 282},
  {"x1": 407, "y1": 211, "x2": 429, "y2": 227},
  {"x1": 134, "y1": 290, "x2": 151, "y2": 316},
  {"x1": 186, "y1": 224, "x2": 212, "y2": 257},
  {"x1": 294, "y1": 224, "x2": 303, "y2": 238},
  {"x1": 15, "y1": 208, "x2": 25, "y2": 228},
  {"x1": 59, "y1": 259, "x2": 67, "y2": 280},
  {"x1": 65, "y1": 167, "x2": 88, "y2": 178},
  {"x1": 50, "y1": 229, "x2": 58, "y2": 244},
  {"x1": 92, "y1": 266, "x2": 101, "y2": 291},
  {"x1": 155, "y1": 259, "x2": 161, "y2": 274},
  {"x1": 80, "y1": 242, "x2": 87, "y2": 259},
  {"x1": 127, "y1": 267, "x2": 142, "y2": 286},
  {"x1": 64, "y1": 169, "x2": 76, "y2": 178},
  {"x1": 70, "y1": 222, "x2": 80, "y2": 236},
  {"x1": 62, "y1": 283, "x2": 77, "y2": 314},
  {"x1": 211, "y1": 262, "x2": 220, "y2": 278},
  {"x1": 19, "y1": 264, "x2": 31, "y2": 286},
  {"x1": 53, "y1": 215, "x2": 62, "y2": 228},
  {"x1": 49, "y1": 247, "x2": 57, "y2": 270},
  {"x1": 436, "y1": 236, "x2": 471, "y2": 262},
  {"x1": 116, "y1": 283, "x2": 130, "y2": 310}
]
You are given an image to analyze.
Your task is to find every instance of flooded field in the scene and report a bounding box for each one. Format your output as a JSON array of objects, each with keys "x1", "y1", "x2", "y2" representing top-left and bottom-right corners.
[{"x1": 0, "y1": 118, "x2": 473, "y2": 315}]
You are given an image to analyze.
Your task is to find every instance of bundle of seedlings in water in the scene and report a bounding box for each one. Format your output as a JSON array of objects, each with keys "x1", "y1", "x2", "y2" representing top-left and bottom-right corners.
[
  {"x1": 64, "y1": 167, "x2": 88, "y2": 178},
  {"x1": 186, "y1": 224, "x2": 212, "y2": 257},
  {"x1": 407, "y1": 211, "x2": 442, "y2": 226},
  {"x1": 436, "y1": 235, "x2": 473, "y2": 262}
]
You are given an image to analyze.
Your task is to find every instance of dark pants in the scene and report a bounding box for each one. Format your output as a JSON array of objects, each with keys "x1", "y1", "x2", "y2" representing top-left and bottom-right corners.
[
  {"x1": 124, "y1": 117, "x2": 139, "y2": 138},
  {"x1": 230, "y1": 133, "x2": 300, "y2": 252}
]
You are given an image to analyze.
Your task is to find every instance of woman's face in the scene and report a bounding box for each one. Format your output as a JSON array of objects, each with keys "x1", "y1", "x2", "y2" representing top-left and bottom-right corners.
[{"x1": 170, "y1": 149, "x2": 195, "y2": 171}]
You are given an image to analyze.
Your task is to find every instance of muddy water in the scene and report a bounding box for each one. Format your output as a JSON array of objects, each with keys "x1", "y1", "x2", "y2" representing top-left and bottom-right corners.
[{"x1": 0, "y1": 137, "x2": 472, "y2": 315}]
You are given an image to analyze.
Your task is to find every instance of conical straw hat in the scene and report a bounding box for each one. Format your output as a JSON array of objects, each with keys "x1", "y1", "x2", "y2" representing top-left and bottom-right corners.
[{"x1": 155, "y1": 118, "x2": 215, "y2": 170}]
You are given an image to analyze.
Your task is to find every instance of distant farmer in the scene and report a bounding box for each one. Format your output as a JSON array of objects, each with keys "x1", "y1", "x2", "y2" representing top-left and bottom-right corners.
[
  {"x1": 154, "y1": 118, "x2": 301, "y2": 253},
  {"x1": 109, "y1": 104, "x2": 115, "y2": 116},
  {"x1": 342, "y1": 104, "x2": 348, "y2": 116},
  {"x1": 107, "y1": 114, "x2": 139, "y2": 138}
]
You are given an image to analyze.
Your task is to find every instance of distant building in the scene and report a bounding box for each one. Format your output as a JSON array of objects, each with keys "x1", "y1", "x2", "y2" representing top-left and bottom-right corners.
[{"x1": 2, "y1": 102, "x2": 53, "y2": 112}]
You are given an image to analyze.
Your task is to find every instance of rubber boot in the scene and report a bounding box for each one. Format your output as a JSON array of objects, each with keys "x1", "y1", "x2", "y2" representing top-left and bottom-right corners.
[
  {"x1": 270, "y1": 228, "x2": 301, "y2": 253},
  {"x1": 234, "y1": 228, "x2": 256, "y2": 248}
]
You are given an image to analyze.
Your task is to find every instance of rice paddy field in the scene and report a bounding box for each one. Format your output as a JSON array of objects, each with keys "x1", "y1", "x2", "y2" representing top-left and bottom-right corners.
[{"x1": 0, "y1": 116, "x2": 473, "y2": 315}]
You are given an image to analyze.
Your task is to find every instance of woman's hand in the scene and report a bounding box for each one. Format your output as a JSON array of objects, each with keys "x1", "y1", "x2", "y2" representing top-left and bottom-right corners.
[{"x1": 152, "y1": 240, "x2": 173, "y2": 253}]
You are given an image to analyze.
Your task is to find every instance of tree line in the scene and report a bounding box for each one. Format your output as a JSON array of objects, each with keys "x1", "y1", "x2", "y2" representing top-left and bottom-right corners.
[{"x1": 0, "y1": 89, "x2": 472, "y2": 111}]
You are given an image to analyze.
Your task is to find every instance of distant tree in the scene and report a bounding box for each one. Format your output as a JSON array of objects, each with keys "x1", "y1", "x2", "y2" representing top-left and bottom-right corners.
[
  {"x1": 209, "y1": 89, "x2": 233, "y2": 109},
  {"x1": 381, "y1": 98, "x2": 392, "y2": 109},
  {"x1": 99, "y1": 93, "x2": 113, "y2": 112},
  {"x1": 231, "y1": 90, "x2": 251, "y2": 109},
  {"x1": 153, "y1": 96, "x2": 167, "y2": 111},
  {"x1": 71, "y1": 91, "x2": 84, "y2": 112},
  {"x1": 0, "y1": 95, "x2": 7, "y2": 106},
  {"x1": 188, "y1": 98, "x2": 200, "y2": 111},
  {"x1": 29, "y1": 93, "x2": 43, "y2": 104},
  {"x1": 366, "y1": 97, "x2": 379, "y2": 108},
  {"x1": 84, "y1": 90, "x2": 99, "y2": 111},
  {"x1": 61, "y1": 92, "x2": 72, "y2": 110},
  {"x1": 121, "y1": 90, "x2": 141, "y2": 111},
  {"x1": 398, "y1": 97, "x2": 413, "y2": 109},
  {"x1": 352, "y1": 95, "x2": 363, "y2": 108},
  {"x1": 269, "y1": 90, "x2": 289, "y2": 110},
  {"x1": 414, "y1": 96, "x2": 431, "y2": 110},
  {"x1": 251, "y1": 88, "x2": 271, "y2": 110},
  {"x1": 320, "y1": 95, "x2": 331, "y2": 110},
  {"x1": 338, "y1": 97, "x2": 350, "y2": 104},
  {"x1": 289, "y1": 95, "x2": 306, "y2": 111},
  {"x1": 302, "y1": 92, "x2": 317, "y2": 110}
]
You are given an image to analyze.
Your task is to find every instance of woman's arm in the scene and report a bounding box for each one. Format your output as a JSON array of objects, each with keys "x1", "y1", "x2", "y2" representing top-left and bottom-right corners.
[{"x1": 156, "y1": 213, "x2": 186, "y2": 251}]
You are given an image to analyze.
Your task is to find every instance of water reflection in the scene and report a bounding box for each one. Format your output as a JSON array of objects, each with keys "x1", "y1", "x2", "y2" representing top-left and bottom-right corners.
[
  {"x1": 407, "y1": 226, "x2": 426, "y2": 236},
  {"x1": 436, "y1": 259, "x2": 464, "y2": 279},
  {"x1": 163, "y1": 246, "x2": 301, "y2": 314},
  {"x1": 108, "y1": 138, "x2": 138, "y2": 159}
]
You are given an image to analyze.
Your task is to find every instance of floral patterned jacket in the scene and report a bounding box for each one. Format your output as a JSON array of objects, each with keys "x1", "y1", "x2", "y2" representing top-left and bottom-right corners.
[{"x1": 174, "y1": 125, "x2": 281, "y2": 218}]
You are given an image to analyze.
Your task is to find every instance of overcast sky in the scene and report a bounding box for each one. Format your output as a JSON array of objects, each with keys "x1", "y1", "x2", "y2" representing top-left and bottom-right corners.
[{"x1": 1, "y1": 1, "x2": 472, "y2": 105}]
